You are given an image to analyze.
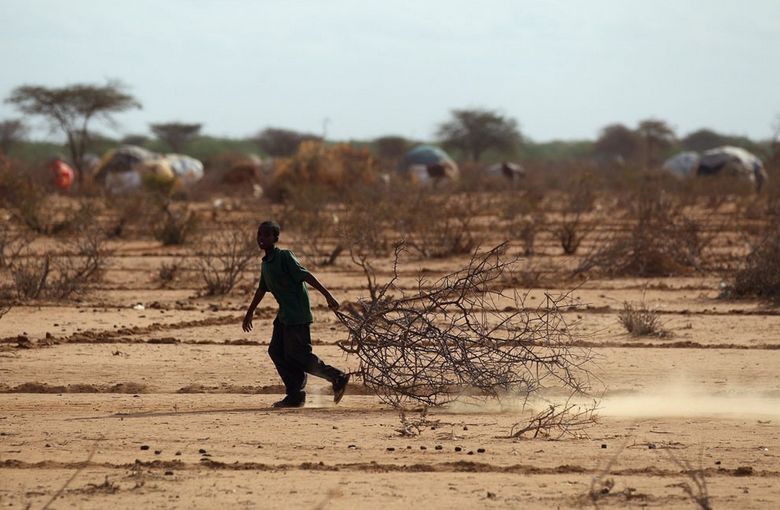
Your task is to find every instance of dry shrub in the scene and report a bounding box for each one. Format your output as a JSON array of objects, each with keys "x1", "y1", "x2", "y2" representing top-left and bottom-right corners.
[
  {"x1": 557, "y1": 210, "x2": 590, "y2": 255},
  {"x1": 196, "y1": 225, "x2": 256, "y2": 295},
  {"x1": 337, "y1": 243, "x2": 594, "y2": 408},
  {"x1": 281, "y1": 186, "x2": 343, "y2": 266},
  {"x1": 617, "y1": 299, "x2": 669, "y2": 337},
  {"x1": 105, "y1": 193, "x2": 152, "y2": 239},
  {"x1": 729, "y1": 225, "x2": 780, "y2": 302},
  {"x1": 267, "y1": 141, "x2": 379, "y2": 202},
  {"x1": 154, "y1": 202, "x2": 198, "y2": 245},
  {"x1": 395, "y1": 189, "x2": 481, "y2": 259},
  {"x1": 0, "y1": 158, "x2": 97, "y2": 235},
  {"x1": 508, "y1": 399, "x2": 599, "y2": 440},
  {"x1": 157, "y1": 258, "x2": 183, "y2": 287},
  {"x1": 336, "y1": 184, "x2": 395, "y2": 257},
  {"x1": 0, "y1": 222, "x2": 32, "y2": 268},
  {"x1": 5, "y1": 227, "x2": 110, "y2": 300},
  {"x1": 502, "y1": 188, "x2": 544, "y2": 256},
  {"x1": 576, "y1": 189, "x2": 708, "y2": 277},
  {"x1": 667, "y1": 450, "x2": 712, "y2": 510},
  {"x1": 554, "y1": 177, "x2": 597, "y2": 255}
]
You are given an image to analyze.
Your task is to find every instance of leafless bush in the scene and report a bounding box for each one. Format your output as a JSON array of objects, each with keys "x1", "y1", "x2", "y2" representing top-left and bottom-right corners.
[
  {"x1": 557, "y1": 211, "x2": 591, "y2": 255},
  {"x1": 729, "y1": 225, "x2": 780, "y2": 302},
  {"x1": 0, "y1": 222, "x2": 33, "y2": 268},
  {"x1": 11, "y1": 194, "x2": 97, "y2": 236},
  {"x1": 10, "y1": 254, "x2": 52, "y2": 299},
  {"x1": 667, "y1": 450, "x2": 712, "y2": 510},
  {"x1": 576, "y1": 190, "x2": 709, "y2": 277},
  {"x1": 105, "y1": 193, "x2": 150, "y2": 239},
  {"x1": 282, "y1": 186, "x2": 343, "y2": 266},
  {"x1": 7, "y1": 228, "x2": 110, "y2": 300},
  {"x1": 154, "y1": 203, "x2": 198, "y2": 245},
  {"x1": 396, "y1": 190, "x2": 481, "y2": 259},
  {"x1": 157, "y1": 258, "x2": 183, "y2": 287},
  {"x1": 618, "y1": 297, "x2": 669, "y2": 337},
  {"x1": 336, "y1": 185, "x2": 394, "y2": 257},
  {"x1": 395, "y1": 407, "x2": 439, "y2": 437},
  {"x1": 196, "y1": 225, "x2": 256, "y2": 295},
  {"x1": 336, "y1": 243, "x2": 594, "y2": 408},
  {"x1": 507, "y1": 399, "x2": 599, "y2": 440},
  {"x1": 502, "y1": 189, "x2": 544, "y2": 256}
]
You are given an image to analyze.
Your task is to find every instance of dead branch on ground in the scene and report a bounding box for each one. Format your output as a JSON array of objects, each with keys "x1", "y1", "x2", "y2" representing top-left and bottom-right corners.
[{"x1": 336, "y1": 242, "x2": 595, "y2": 408}]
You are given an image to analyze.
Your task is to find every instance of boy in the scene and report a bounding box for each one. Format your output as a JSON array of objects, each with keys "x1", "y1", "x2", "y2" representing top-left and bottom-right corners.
[{"x1": 242, "y1": 221, "x2": 349, "y2": 408}]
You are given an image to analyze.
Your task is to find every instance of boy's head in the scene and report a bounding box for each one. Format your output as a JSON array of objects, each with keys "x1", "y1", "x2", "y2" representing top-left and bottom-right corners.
[{"x1": 257, "y1": 221, "x2": 280, "y2": 250}]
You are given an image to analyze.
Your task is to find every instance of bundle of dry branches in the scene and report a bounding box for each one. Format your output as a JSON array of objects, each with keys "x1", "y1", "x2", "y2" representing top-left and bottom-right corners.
[{"x1": 336, "y1": 243, "x2": 594, "y2": 408}]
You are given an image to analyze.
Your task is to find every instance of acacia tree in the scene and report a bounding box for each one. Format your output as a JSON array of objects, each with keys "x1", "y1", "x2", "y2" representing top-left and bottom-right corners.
[
  {"x1": 254, "y1": 127, "x2": 321, "y2": 157},
  {"x1": 636, "y1": 118, "x2": 676, "y2": 169},
  {"x1": 5, "y1": 80, "x2": 140, "y2": 181},
  {"x1": 373, "y1": 135, "x2": 411, "y2": 168},
  {"x1": 437, "y1": 108, "x2": 522, "y2": 162},
  {"x1": 681, "y1": 128, "x2": 727, "y2": 152},
  {"x1": 150, "y1": 122, "x2": 202, "y2": 152},
  {"x1": 0, "y1": 119, "x2": 28, "y2": 155},
  {"x1": 593, "y1": 123, "x2": 641, "y2": 164}
]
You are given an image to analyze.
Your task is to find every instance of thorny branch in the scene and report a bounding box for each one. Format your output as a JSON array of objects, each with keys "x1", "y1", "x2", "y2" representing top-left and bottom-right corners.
[{"x1": 336, "y1": 242, "x2": 595, "y2": 408}]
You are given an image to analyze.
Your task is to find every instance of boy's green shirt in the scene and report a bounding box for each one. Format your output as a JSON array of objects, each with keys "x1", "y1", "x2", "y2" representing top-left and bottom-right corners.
[{"x1": 259, "y1": 247, "x2": 313, "y2": 325}]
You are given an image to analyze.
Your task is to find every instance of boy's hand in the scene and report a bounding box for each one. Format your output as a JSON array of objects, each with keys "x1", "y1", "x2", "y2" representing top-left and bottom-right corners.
[
  {"x1": 326, "y1": 296, "x2": 340, "y2": 311},
  {"x1": 242, "y1": 313, "x2": 253, "y2": 332}
]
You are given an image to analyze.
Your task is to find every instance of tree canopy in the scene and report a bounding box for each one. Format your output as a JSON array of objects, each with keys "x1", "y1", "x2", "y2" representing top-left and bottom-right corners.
[
  {"x1": 254, "y1": 128, "x2": 322, "y2": 158},
  {"x1": 0, "y1": 119, "x2": 28, "y2": 155},
  {"x1": 150, "y1": 122, "x2": 202, "y2": 152},
  {"x1": 593, "y1": 123, "x2": 641, "y2": 163},
  {"x1": 5, "y1": 80, "x2": 140, "y2": 178},
  {"x1": 437, "y1": 108, "x2": 522, "y2": 162}
]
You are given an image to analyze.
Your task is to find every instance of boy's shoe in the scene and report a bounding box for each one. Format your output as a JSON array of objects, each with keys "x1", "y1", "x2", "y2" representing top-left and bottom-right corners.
[
  {"x1": 332, "y1": 373, "x2": 350, "y2": 404},
  {"x1": 272, "y1": 393, "x2": 305, "y2": 408}
]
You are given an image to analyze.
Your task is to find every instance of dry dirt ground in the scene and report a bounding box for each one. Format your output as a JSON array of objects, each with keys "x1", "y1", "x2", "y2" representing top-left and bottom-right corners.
[{"x1": 1, "y1": 206, "x2": 779, "y2": 509}]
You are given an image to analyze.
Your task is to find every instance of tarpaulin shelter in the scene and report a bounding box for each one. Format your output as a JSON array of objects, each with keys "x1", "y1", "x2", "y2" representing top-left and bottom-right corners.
[
  {"x1": 697, "y1": 146, "x2": 767, "y2": 191},
  {"x1": 662, "y1": 151, "x2": 700, "y2": 179},
  {"x1": 487, "y1": 161, "x2": 526, "y2": 180},
  {"x1": 165, "y1": 154, "x2": 204, "y2": 186},
  {"x1": 400, "y1": 145, "x2": 459, "y2": 182},
  {"x1": 94, "y1": 145, "x2": 204, "y2": 193},
  {"x1": 49, "y1": 159, "x2": 75, "y2": 190}
]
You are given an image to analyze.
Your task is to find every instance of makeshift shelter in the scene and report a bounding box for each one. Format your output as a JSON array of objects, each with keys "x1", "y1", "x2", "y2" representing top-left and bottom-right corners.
[
  {"x1": 399, "y1": 145, "x2": 459, "y2": 183},
  {"x1": 697, "y1": 146, "x2": 767, "y2": 191},
  {"x1": 486, "y1": 161, "x2": 526, "y2": 180},
  {"x1": 48, "y1": 159, "x2": 75, "y2": 190},
  {"x1": 165, "y1": 154, "x2": 204, "y2": 186},
  {"x1": 94, "y1": 145, "x2": 204, "y2": 193},
  {"x1": 662, "y1": 151, "x2": 700, "y2": 179}
]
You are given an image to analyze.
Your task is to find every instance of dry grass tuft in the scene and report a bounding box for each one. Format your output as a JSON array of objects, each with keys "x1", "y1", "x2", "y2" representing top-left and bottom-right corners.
[{"x1": 617, "y1": 300, "x2": 670, "y2": 338}]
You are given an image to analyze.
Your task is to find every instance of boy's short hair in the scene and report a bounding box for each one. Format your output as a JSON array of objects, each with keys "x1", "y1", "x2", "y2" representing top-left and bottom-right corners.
[{"x1": 258, "y1": 221, "x2": 281, "y2": 239}]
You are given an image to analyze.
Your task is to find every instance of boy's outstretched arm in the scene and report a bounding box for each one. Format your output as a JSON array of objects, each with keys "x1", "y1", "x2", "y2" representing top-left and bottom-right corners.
[
  {"x1": 303, "y1": 273, "x2": 339, "y2": 310},
  {"x1": 242, "y1": 283, "x2": 266, "y2": 332}
]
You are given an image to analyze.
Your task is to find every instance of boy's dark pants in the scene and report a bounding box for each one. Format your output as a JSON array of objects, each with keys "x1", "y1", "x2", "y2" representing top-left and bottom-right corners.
[{"x1": 268, "y1": 320, "x2": 343, "y2": 400}]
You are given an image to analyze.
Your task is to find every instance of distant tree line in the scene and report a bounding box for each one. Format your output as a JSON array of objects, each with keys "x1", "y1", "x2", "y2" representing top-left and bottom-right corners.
[{"x1": 1, "y1": 80, "x2": 776, "y2": 173}]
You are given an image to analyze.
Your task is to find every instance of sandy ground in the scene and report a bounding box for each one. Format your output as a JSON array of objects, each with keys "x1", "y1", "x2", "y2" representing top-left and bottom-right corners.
[{"x1": 2, "y1": 222, "x2": 780, "y2": 509}]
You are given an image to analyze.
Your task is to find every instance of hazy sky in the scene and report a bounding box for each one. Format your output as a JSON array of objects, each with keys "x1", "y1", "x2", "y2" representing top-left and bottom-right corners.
[{"x1": 1, "y1": 0, "x2": 779, "y2": 143}]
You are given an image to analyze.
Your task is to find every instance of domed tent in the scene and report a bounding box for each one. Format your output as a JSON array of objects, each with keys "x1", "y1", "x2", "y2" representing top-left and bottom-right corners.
[
  {"x1": 94, "y1": 145, "x2": 204, "y2": 193},
  {"x1": 662, "y1": 151, "x2": 700, "y2": 179},
  {"x1": 399, "y1": 145, "x2": 459, "y2": 183},
  {"x1": 486, "y1": 161, "x2": 526, "y2": 180},
  {"x1": 164, "y1": 154, "x2": 204, "y2": 186},
  {"x1": 697, "y1": 146, "x2": 767, "y2": 191}
]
